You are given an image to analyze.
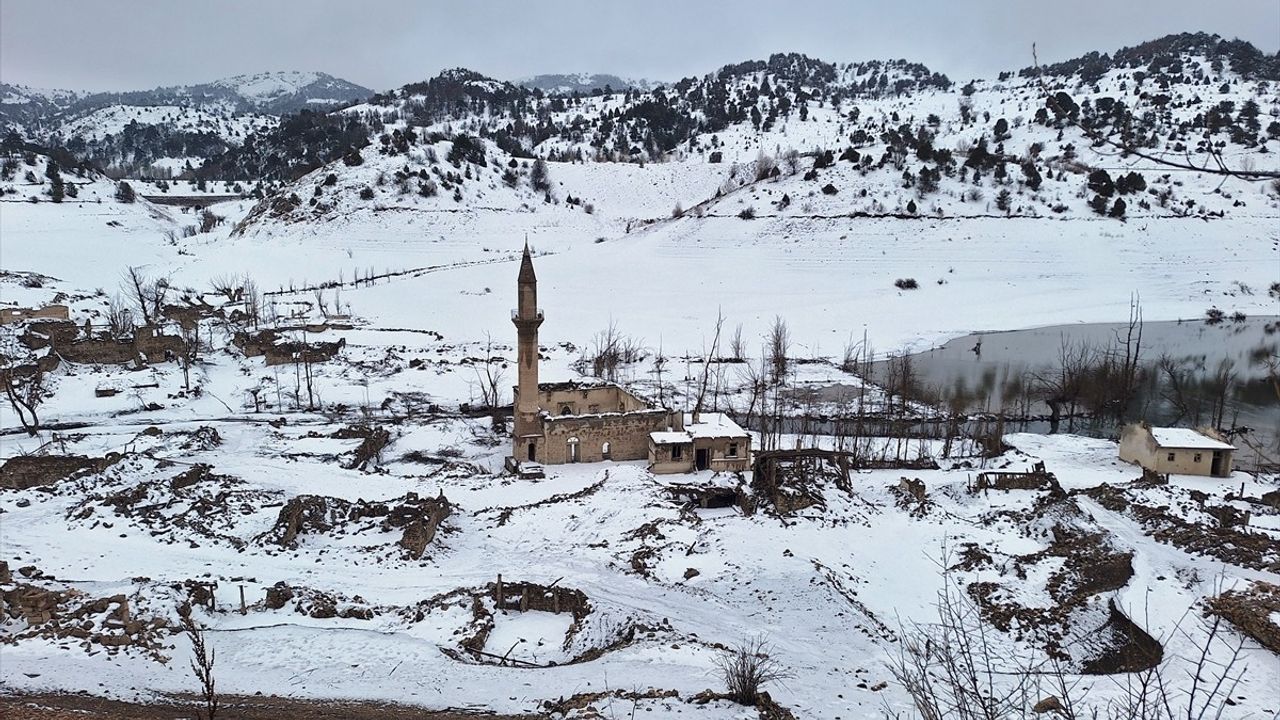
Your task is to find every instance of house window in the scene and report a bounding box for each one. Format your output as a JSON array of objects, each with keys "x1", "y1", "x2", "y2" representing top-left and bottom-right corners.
[
  {"x1": 727, "y1": 443, "x2": 739, "y2": 458},
  {"x1": 1166, "y1": 452, "x2": 1176, "y2": 462},
  {"x1": 1193, "y1": 453, "x2": 1202, "y2": 463},
  {"x1": 671, "y1": 444, "x2": 683, "y2": 460}
]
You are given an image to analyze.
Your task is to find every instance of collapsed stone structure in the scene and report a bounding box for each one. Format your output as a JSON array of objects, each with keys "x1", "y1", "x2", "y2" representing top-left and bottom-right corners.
[
  {"x1": 509, "y1": 245, "x2": 750, "y2": 474},
  {"x1": 16, "y1": 318, "x2": 186, "y2": 367},
  {"x1": 0, "y1": 304, "x2": 69, "y2": 326}
]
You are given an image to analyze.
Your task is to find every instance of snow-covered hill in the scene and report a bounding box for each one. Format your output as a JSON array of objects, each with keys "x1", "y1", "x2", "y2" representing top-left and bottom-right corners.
[
  {"x1": 517, "y1": 72, "x2": 665, "y2": 94},
  {"x1": 199, "y1": 71, "x2": 370, "y2": 112},
  {"x1": 56, "y1": 105, "x2": 275, "y2": 144},
  {"x1": 0, "y1": 71, "x2": 372, "y2": 178}
]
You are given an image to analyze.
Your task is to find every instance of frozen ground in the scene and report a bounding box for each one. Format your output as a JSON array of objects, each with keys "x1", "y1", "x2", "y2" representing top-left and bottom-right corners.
[{"x1": 1, "y1": 140, "x2": 1279, "y2": 717}]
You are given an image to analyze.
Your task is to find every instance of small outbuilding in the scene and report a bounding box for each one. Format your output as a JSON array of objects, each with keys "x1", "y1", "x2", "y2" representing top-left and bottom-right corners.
[
  {"x1": 1118, "y1": 423, "x2": 1235, "y2": 477},
  {"x1": 648, "y1": 412, "x2": 752, "y2": 474}
]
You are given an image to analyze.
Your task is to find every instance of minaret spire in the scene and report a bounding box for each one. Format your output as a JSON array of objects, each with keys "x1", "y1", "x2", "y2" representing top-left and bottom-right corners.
[{"x1": 512, "y1": 241, "x2": 544, "y2": 461}]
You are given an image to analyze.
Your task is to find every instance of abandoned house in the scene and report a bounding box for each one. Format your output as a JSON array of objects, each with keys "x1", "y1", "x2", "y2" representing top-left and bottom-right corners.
[
  {"x1": 1118, "y1": 423, "x2": 1235, "y2": 478},
  {"x1": 510, "y1": 245, "x2": 750, "y2": 474}
]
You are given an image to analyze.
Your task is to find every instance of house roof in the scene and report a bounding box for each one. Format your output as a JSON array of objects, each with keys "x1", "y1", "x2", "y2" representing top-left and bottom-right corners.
[
  {"x1": 650, "y1": 431, "x2": 692, "y2": 445},
  {"x1": 651, "y1": 413, "x2": 751, "y2": 445},
  {"x1": 684, "y1": 412, "x2": 750, "y2": 439},
  {"x1": 1149, "y1": 427, "x2": 1234, "y2": 450}
]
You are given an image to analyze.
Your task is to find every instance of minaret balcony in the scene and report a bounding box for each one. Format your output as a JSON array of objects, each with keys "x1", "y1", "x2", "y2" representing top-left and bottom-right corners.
[{"x1": 512, "y1": 308, "x2": 544, "y2": 322}]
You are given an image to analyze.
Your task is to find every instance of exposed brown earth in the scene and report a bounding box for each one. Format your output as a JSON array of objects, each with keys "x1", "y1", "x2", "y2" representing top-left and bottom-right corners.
[{"x1": 0, "y1": 692, "x2": 538, "y2": 720}]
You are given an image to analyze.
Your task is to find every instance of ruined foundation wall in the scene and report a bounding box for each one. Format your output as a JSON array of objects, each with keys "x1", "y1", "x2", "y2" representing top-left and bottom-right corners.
[{"x1": 538, "y1": 384, "x2": 650, "y2": 416}]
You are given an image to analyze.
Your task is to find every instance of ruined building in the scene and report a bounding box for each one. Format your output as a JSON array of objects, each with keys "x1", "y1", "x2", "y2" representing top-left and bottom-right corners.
[{"x1": 510, "y1": 246, "x2": 750, "y2": 474}]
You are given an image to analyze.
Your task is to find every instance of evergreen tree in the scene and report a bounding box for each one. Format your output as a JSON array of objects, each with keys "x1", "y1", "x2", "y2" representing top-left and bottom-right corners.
[
  {"x1": 1087, "y1": 169, "x2": 1115, "y2": 197},
  {"x1": 995, "y1": 188, "x2": 1012, "y2": 212},
  {"x1": 1021, "y1": 161, "x2": 1042, "y2": 190}
]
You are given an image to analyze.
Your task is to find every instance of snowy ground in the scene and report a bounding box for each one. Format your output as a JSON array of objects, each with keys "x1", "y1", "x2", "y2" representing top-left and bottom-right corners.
[{"x1": 2, "y1": 149, "x2": 1279, "y2": 717}]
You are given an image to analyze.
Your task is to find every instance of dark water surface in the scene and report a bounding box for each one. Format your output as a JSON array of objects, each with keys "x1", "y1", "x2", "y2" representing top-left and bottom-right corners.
[{"x1": 870, "y1": 316, "x2": 1280, "y2": 466}]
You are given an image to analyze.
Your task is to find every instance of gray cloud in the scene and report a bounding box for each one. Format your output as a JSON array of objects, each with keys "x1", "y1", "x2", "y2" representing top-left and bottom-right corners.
[{"x1": 2, "y1": 0, "x2": 1277, "y2": 92}]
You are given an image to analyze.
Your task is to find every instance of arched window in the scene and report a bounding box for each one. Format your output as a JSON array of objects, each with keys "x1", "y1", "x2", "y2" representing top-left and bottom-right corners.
[
  {"x1": 567, "y1": 437, "x2": 580, "y2": 463},
  {"x1": 602, "y1": 441, "x2": 611, "y2": 460}
]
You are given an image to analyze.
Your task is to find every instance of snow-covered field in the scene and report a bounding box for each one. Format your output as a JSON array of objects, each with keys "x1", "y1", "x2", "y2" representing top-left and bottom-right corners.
[{"x1": 3, "y1": 41, "x2": 1280, "y2": 715}]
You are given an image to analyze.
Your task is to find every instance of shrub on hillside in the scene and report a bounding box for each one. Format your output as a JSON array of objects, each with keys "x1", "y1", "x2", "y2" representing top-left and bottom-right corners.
[
  {"x1": 115, "y1": 181, "x2": 136, "y2": 203},
  {"x1": 895, "y1": 278, "x2": 919, "y2": 290}
]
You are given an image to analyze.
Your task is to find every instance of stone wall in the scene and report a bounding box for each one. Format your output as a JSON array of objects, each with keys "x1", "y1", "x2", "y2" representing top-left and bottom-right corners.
[
  {"x1": 537, "y1": 383, "x2": 650, "y2": 416},
  {"x1": 540, "y1": 409, "x2": 676, "y2": 464},
  {"x1": 0, "y1": 305, "x2": 69, "y2": 326},
  {"x1": 0, "y1": 453, "x2": 122, "y2": 490},
  {"x1": 18, "y1": 320, "x2": 79, "y2": 350},
  {"x1": 232, "y1": 328, "x2": 345, "y2": 366}
]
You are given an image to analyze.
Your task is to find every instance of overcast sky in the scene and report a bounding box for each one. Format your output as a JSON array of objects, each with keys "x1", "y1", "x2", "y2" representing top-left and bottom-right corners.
[{"x1": 2, "y1": 0, "x2": 1277, "y2": 92}]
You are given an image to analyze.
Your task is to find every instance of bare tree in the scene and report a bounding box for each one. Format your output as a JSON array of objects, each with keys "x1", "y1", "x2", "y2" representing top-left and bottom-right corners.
[
  {"x1": 1205, "y1": 358, "x2": 1238, "y2": 430},
  {"x1": 241, "y1": 277, "x2": 261, "y2": 329},
  {"x1": 730, "y1": 323, "x2": 745, "y2": 362},
  {"x1": 1157, "y1": 354, "x2": 1196, "y2": 424},
  {"x1": 738, "y1": 356, "x2": 766, "y2": 437},
  {"x1": 781, "y1": 148, "x2": 802, "y2": 175},
  {"x1": 1032, "y1": 336, "x2": 1093, "y2": 433},
  {"x1": 473, "y1": 333, "x2": 507, "y2": 416},
  {"x1": 692, "y1": 309, "x2": 725, "y2": 419},
  {"x1": 766, "y1": 316, "x2": 790, "y2": 384},
  {"x1": 179, "y1": 323, "x2": 202, "y2": 392},
  {"x1": 578, "y1": 321, "x2": 643, "y2": 382},
  {"x1": 179, "y1": 606, "x2": 218, "y2": 720},
  {"x1": 208, "y1": 274, "x2": 240, "y2": 304},
  {"x1": 1, "y1": 362, "x2": 43, "y2": 436},
  {"x1": 106, "y1": 294, "x2": 134, "y2": 340},
  {"x1": 1112, "y1": 293, "x2": 1144, "y2": 416},
  {"x1": 311, "y1": 288, "x2": 331, "y2": 319},
  {"x1": 123, "y1": 266, "x2": 170, "y2": 327}
]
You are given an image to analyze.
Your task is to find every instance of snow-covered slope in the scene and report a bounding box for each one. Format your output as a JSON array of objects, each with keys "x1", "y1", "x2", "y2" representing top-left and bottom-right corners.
[
  {"x1": 1, "y1": 72, "x2": 372, "y2": 178},
  {"x1": 517, "y1": 72, "x2": 665, "y2": 94},
  {"x1": 2, "y1": 32, "x2": 1279, "y2": 719},
  {"x1": 56, "y1": 105, "x2": 275, "y2": 144}
]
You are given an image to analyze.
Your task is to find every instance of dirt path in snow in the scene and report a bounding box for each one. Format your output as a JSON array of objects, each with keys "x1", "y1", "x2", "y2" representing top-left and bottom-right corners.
[{"x1": 0, "y1": 693, "x2": 540, "y2": 719}]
